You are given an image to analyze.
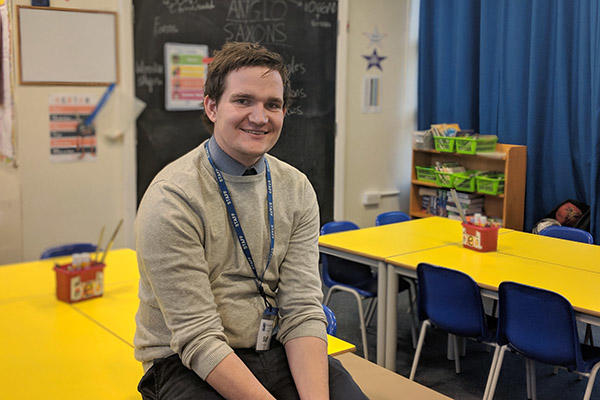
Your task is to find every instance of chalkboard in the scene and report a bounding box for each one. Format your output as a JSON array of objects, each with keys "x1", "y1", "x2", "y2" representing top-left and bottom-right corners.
[{"x1": 134, "y1": 0, "x2": 338, "y2": 225}]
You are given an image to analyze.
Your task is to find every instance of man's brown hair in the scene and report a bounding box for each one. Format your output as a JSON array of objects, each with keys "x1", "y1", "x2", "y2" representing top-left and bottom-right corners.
[{"x1": 201, "y1": 42, "x2": 291, "y2": 133}]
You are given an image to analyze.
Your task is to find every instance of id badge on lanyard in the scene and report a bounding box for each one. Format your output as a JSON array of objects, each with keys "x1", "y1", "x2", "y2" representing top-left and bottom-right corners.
[
  {"x1": 205, "y1": 142, "x2": 278, "y2": 351},
  {"x1": 256, "y1": 306, "x2": 279, "y2": 351}
]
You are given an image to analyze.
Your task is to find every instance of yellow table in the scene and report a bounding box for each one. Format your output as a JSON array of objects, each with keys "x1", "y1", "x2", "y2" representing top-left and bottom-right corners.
[
  {"x1": 0, "y1": 249, "x2": 139, "y2": 302},
  {"x1": 0, "y1": 249, "x2": 356, "y2": 399},
  {"x1": 319, "y1": 217, "x2": 471, "y2": 366},
  {"x1": 0, "y1": 295, "x2": 141, "y2": 400},
  {"x1": 72, "y1": 276, "x2": 355, "y2": 357},
  {"x1": 319, "y1": 217, "x2": 471, "y2": 258},
  {"x1": 497, "y1": 230, "x2": 600, "y2": 274},
  {"x1": 385, "y1": 242, "x2": 600, "y2": 370}
]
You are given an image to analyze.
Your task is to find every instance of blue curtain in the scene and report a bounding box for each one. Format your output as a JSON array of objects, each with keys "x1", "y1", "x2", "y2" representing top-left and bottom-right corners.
[{"x1": 419, "y1": 0, "x2": 600, "y2": 241}]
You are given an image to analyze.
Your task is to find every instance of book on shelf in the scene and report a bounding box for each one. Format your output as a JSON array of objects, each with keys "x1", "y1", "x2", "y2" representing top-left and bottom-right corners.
[
  {"x1": 447, "y1": 199, "x2": 484, "y2": 208},
  {"x1": 418, "y1": 187, "x2": 439, "y2": 197},
  {"x1": 420, "y1": 189, "x2": 448, "y2": 217},
  {"x1": 446, "y1": 205, "x2": 484, "y2": 215},
  {"x1": 455, "y1": 191, "x2": 485, "y2": 200}
]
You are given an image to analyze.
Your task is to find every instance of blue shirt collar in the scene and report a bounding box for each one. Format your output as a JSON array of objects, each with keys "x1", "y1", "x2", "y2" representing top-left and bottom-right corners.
[{"x1": 208, "y1": 136, "x2": 265, "y2": 176}]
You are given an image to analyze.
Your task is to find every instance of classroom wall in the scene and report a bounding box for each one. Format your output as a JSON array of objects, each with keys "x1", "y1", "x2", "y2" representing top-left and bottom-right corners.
[
  {"x1": 0, "y1": 166, "x2": 22, "y2": 263},
  {"x1": 336, "y1": 0, "x2": 418, "y2": 228},
  {"x1": 0, "y1": 0, "x2": 136, "y2": 263},
  {"x1": 0, "y1": 0, "x2": 417, "y2": 262}
]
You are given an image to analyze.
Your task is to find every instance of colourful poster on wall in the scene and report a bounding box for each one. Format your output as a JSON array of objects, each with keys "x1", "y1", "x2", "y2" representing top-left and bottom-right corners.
[
  {"x1": 164, "y1": 42, "x2": 209, "y2": 111},
  {"x1": 49, "y1": 94, "x2": 98, "y2": 162}
]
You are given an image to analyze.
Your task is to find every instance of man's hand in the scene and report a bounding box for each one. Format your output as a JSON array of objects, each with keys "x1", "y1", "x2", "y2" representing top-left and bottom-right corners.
[
  {"x1": 285, "y1": 336, "x2": 329, "y2": 400},
  {"x1": 206, "y1": 352, "x2": 275, "y2": 400}
]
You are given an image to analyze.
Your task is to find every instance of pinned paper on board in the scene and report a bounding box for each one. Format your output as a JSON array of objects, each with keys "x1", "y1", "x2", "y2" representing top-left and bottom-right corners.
[
  {"x1": 164, "y1": 43, "x2": 210, "y2": 111},
  {"x1": 49, "y1": 94, "x2": 98, "y2": 162}
]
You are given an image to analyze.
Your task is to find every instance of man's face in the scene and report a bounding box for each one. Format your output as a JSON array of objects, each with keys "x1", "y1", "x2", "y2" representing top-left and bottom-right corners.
[{"x1": 204, "y1": 66, "x2": 286, "y2": 167}]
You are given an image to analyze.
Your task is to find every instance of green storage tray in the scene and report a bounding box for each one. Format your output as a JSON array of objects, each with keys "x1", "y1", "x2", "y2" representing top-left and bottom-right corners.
[
  {"x1": 433, "y1": 136, "x2": 456, "y2": 152},
  {"x1": 435, "y1": 170, "x2": 454, "y2": 187},
  {"x1": 476, "y1": 173, "x2": 505, "y2": 195},
  {"x1": 415, "y1": 166, "x2": 437, "y2": 183},
  {"x1": 455, "y1": 135, "x2": 498, "y2": 154},
  {"x1": 452, "y1": 170, "x2": 477, "y2": 192}
]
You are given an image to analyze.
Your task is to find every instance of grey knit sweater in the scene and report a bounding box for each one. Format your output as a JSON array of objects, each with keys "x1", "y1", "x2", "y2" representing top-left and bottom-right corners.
[{"x1": 134, "y1": 141, "x2": 327, "y2": 379}]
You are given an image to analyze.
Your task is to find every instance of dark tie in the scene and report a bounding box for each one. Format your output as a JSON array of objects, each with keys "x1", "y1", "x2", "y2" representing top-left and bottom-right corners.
[{"x1": 243, "y1": 168, "x2": 257, "y2": 176}]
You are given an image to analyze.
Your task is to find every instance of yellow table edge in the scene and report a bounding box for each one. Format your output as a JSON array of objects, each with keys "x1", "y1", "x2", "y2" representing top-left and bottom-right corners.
[{"x1": 327, "y1": 334, "x2": 356, "y2": 356}]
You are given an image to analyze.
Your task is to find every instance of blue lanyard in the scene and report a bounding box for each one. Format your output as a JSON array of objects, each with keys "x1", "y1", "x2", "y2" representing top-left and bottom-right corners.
[{"x1": 204, "y1": 142, "x2": 276, "y2": 310}]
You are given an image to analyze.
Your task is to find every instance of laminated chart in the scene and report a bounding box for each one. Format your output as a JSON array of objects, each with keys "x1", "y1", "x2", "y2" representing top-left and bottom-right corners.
[
  {"x1": 49, "y1": 94, "x2": 98, "y2": 162},
  {"x1": 164, "y1": 43, "x2": 209, "y2": 111}
]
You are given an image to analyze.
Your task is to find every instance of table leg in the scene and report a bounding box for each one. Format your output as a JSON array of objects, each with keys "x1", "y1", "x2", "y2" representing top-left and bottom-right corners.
[
  {"x1": 377, "y1": 260, "x2": 387, "y2": 366},
  {"x1": 385, "y1": 265, "x2": 398, "y2": 370}
]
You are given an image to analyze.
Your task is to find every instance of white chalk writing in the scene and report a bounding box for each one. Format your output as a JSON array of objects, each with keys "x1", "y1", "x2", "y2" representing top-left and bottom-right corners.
[
  {"x1": 286, "y1": 105, "x2": 303, "y2": 116},
  {"x1": 153, "y1": 16, "x2": 179, "y2": 36},
  {"x1": 290, "y1": 88, "x2": 307, "y2": 99},
  {"x1": 286, "y1": 56, "x2": 306, "y2": 75},
  {"x1": 162, "y1": 0, "x2": 215, "y2": 14},
  {"x1": 223, "y1": 22, "x2": 287, "y2": 43},
  {"x1": 304, "y1": 1, "x2": 337, "y2": 18},
  {"x1": 224, "y1": 0, "x2": 288, "y2": 45},
  {"x1": 136, "y1": 60, "x2": 164, "y2": 75},
  {"x1": 136, "y1": 61, "x2": 164, "y2": 93},
  {"x1": 226, "y1": 0, "x2": 287, "y2": 22}
]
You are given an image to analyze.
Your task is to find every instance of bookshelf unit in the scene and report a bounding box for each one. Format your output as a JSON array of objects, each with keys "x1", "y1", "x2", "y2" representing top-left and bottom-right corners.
[{"x1": 409, "y1": 143, "x2": 527, "y2": 230}]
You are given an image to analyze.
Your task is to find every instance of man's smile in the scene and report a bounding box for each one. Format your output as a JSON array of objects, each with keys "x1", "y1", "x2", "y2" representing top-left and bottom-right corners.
[{"x1": 241, "y1": 128, "x2": 269, "y2": 135}]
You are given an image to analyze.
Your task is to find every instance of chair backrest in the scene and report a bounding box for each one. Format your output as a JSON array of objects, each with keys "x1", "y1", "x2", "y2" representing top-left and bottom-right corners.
[
  {"x1": 375, "y1": 211, "x2": 411, "y2": 226},
  {"x1": 539, "y1": 225, "x2": 594, "y2": 244},
  {"x1": 40, "y1": 243, "x2": 97, "y2": 259},
  {"x1": 497, "y1": 281, "x2": 583, "y2": 369},
  {"x1": 416, "y1": 263, "x2": 489, "y2": 338},
  {"x1": 320, "y1": 221, "x2": 374, "y2": 288},
  {"x1": 322, "y1": 304, "x2": 337, "y2": 335}
]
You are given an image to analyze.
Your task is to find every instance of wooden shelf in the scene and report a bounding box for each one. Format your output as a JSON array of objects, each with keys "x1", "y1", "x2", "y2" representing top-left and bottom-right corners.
[
  {"x1": 411, "y1": 180, "x2": 505, "y2": 198},
  {"x1": 410, "y1": 210, "x2": 431, "y2": 219},
  {"x1": 409, "y1": 143, "x2": 526, "y2": 230},
  {"x1": 413, "y1": 148, "x2": 507, "y2": 160}
]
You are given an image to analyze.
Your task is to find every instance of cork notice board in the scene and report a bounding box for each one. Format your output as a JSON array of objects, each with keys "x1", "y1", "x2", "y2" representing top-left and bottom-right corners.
[{"x1": 17, "y1": 6, "x2": 118, "y2": 86}]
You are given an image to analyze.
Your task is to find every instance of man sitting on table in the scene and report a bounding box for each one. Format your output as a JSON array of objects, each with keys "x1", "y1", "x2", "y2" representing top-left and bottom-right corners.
[{"x1": 134, "y1": 42, "x2": 367, "y2": 400}]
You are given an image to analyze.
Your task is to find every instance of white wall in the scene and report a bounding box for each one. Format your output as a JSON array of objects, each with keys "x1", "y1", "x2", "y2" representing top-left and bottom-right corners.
[
  {"x1": 0, "y1": 0, "x2": 136, "y2": 263},
  {"x1": 336, "y1": 0, "x2": 419, "y2": 227}
]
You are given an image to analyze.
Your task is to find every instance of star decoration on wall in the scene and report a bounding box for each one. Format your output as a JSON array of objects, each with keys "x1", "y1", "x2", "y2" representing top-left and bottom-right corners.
[
  {"x1": 362, "y1": 49, "x2": 387, "y2": 71},
  {"x1": 363, "y1": 26, "x2": 387, "y2": 47}
]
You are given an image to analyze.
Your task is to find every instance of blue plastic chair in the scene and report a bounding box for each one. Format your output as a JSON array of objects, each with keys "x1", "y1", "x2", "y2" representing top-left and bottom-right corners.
[
  {"x1": 539, "y1": 225, "x2": 594, "y2": 244},
  {"x1": 320, "y1": 221, "x2": 412, "y2": 360},
  {"x1": 40, "y1": 242, "x2": 97, "y2": 259},
  {"x1": 538, "y1": 225, "x2": 595, "y2": 347},
  {"x1": 375, "y1": 211, "x2": 411, "y2": 226},
  {"x1": 410, "y1": 263, "x2": 499, "y2": 399},
  {"x1": 323, "y1": 304, "x2": 337, "y2": 336},
  {"x1": 486, "y1": 282, "x2": 600, "y2": 400}
]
